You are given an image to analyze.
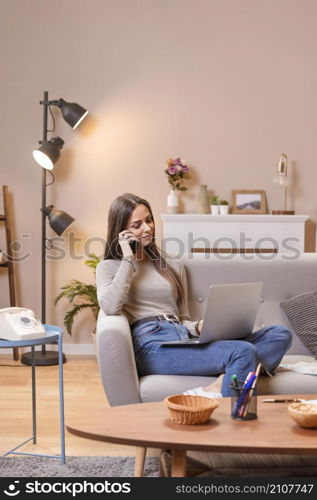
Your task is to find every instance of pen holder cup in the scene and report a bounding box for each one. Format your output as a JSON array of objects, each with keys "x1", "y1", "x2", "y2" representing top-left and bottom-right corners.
[{"x1": 230, "y1": 385, "x2": 257, "y2": 421}]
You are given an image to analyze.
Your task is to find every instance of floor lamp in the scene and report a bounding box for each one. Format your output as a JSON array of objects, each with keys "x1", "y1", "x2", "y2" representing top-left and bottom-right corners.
[{"x1": 21, "y1": 91, "x2": 88, "y2": 366}]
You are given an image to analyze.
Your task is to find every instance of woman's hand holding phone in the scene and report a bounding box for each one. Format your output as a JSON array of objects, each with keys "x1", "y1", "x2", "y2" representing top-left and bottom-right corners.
[{"x1": 118, "y1": 230, "x2": 137, "y2": 260}]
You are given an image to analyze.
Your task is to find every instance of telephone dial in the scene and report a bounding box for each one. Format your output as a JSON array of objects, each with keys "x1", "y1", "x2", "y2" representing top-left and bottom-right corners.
[{"x1": 0, "y1": 307, "x2": 45, "y2": 341}]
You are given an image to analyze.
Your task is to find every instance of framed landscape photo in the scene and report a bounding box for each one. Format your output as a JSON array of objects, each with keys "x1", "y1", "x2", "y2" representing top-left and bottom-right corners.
[{"x1": 231, "y1": 190, "x2": 267, "y2": 214}]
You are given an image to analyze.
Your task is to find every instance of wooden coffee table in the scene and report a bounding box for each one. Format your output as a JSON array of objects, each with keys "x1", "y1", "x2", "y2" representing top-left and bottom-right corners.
[{"x1": 66, "y1": 394, "x2": 317, "y2": 477}]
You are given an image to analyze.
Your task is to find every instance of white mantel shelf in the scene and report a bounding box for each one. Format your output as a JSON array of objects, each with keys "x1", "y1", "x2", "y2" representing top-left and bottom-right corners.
[{"x1": 160, "y1": 214, "x2": 310, "y2": 256}]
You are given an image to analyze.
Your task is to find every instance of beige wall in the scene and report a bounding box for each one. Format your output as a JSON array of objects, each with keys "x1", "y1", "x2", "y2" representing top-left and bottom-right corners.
[{"x1": 1, "y1": 0, "x2": 316, "y2": 346}]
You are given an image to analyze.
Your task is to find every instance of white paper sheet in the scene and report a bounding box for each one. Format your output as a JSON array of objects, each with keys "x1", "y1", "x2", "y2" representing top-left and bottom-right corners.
[{"x1": 279, "y1": 361, "x2": 317, "y2": 376}]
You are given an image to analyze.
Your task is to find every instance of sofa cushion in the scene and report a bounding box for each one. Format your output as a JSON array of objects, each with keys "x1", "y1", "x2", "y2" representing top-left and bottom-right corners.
[
  {"x1": 139, "y1": 356, "x2": 317, "y2": 402},
  {"x1": 281, "y1": 292, "x2": 317, "y2": 359},
  {"x1": 139, "y1": 374, "x2": 215, "y2": 402},
  {"x1": 258, "y1": 354, "x2": 317, "y2": 395}
]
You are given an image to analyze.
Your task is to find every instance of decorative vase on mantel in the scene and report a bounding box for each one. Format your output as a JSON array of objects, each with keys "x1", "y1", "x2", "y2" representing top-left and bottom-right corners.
[
  {"x1": 198, "y1": 185, "x2": 210, "y2": 214},
  {"x1": 167, "y1": 189, "x2": 179, "y2": 213}
]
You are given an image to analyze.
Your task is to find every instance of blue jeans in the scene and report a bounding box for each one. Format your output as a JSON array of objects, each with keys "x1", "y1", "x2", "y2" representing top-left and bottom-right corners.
[{"x1": 131, "y1": 320, "x2": 292, "y2": 396}]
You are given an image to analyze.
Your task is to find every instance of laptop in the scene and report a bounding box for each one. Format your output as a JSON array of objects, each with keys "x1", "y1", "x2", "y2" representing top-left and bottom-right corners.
[{"x1": 161, "y1": 282, "x2": 263, "y2": 345}]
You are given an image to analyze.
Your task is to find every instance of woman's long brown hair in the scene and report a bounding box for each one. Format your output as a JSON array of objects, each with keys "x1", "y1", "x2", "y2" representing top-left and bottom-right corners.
[{"x1": 104, "y1": 193, "x2": 184, "y2": 307}]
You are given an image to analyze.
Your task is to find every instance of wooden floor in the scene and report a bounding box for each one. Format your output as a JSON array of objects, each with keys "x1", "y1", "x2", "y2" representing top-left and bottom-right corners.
[{"x1": 0, "y1": 354, "x2": 159, "y2": 458}]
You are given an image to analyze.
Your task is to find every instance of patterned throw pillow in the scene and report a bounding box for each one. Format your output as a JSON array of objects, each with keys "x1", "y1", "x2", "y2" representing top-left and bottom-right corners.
[{"x1": 280, "y1": 291, "x2": 317, "y2": 359}]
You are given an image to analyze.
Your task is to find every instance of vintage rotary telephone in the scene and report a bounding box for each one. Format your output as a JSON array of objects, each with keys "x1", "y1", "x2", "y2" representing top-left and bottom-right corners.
[{"x1": 0, "y1": 307, "x2": 45, "y2": 341}]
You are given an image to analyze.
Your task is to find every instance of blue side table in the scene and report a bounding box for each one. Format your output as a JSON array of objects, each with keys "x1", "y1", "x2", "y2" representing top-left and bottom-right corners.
[{"x1": 0, "y1": 325, "x2": 66, "y2": 464}]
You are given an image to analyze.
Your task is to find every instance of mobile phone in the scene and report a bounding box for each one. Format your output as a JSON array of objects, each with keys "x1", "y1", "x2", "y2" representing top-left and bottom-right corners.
[{"x1": 129, "y1": 239, "x2": 137, "y2": 254}]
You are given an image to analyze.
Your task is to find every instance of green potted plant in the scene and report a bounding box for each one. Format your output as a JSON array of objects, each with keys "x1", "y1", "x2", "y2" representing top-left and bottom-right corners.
[
  {"x1": 55, "y1": 253, "x2": 100, "y2": 337},
  {"x1": 210, "y1": 195, "x2": 220, "y2": 215},
  {"x1": 219, "y1": 199, "x2": 229, "y2": 215}
]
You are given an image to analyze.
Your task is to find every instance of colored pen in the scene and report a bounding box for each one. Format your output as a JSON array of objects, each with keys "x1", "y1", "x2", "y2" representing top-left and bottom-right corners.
[
  {"x1": 262, "y1": 398, "x2": 305, "y2": 403},
  {"x1": 231, "y1": 374, "x2": 239, "y2": 387},
  {"x1": 232, "y1": 373, "x2": 256, "y2": 417},
  {"x1": 237, "y1": 374, "x2": 256, "y2": 417},
  {"x1": 240, "y1": 364, "x2": 262, "y2": 417}
]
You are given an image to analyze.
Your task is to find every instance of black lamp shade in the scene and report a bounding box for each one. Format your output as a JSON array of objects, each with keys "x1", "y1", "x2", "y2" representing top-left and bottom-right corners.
[
  {"x1": 33, "y1": 137, "x2": 64, "y2": 170},
  {"x1": 58, "y1": 99, "x2": 88, "y2": 129},
  {"x1": 44, "y1": 205, "x2": 75, "y2": 236}
]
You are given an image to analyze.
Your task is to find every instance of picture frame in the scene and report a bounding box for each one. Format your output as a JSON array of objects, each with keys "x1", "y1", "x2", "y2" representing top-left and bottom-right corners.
[{"x1": 231, "y1": 190, "x2": 267, "y2": 214}]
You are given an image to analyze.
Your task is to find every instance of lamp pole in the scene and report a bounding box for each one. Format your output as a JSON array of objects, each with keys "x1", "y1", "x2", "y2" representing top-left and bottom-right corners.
[
  {"x1": 22, "y1": 91, "x2": 66, "y2": 365},
  {"x1": 42, "y1": 90, "x2": 48, "y2": 327}
]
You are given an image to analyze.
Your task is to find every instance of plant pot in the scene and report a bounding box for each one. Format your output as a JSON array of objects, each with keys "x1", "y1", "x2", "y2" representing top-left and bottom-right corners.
[
  {"x1": 211, "y1": 205, "x2": 220, "y2": 215},
  {"x1": 219, "y1": 205, "x2": 229, "y2": 215},
  {"x1": 167, "y1": 189, "x2": 179, "y2": 213}
]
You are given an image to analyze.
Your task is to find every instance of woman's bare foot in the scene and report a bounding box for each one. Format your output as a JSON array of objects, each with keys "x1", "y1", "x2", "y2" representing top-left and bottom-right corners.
[{"x1": 203, "y1": 374, "x2": 224, "y2": 393}]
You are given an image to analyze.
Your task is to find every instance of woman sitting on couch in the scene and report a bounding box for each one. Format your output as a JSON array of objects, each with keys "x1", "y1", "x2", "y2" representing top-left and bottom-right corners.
[{"x1": 96, "y1": 193, "x2": 292, "y2": 397}]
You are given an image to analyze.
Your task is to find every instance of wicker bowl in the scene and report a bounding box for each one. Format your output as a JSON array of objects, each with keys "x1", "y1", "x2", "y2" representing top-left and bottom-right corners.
[
  {"x1": 164, "y1": 394, "x2": 220, "y2": 425},
  {"x1": 288, "y1": 402, "x2": 317, "y2": 429}
]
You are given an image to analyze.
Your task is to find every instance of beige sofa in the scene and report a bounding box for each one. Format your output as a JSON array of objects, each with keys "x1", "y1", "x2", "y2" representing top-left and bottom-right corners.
[{"x1": 96, "y1": 253, "x2": 317, "y2": 406}]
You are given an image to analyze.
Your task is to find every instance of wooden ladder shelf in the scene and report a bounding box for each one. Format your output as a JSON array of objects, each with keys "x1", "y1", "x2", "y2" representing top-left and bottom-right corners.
[{"x1": 1, "y1": 185, "x2": 19, "y2": 360}]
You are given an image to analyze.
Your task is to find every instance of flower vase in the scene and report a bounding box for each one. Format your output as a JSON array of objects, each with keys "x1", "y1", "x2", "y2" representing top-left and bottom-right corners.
[
  {"x1": 167, "y1": 189, "x2": 179, "y2": 213},
  {"x1": 198, "y1": 185, "x2": 210, "y2": 214}
]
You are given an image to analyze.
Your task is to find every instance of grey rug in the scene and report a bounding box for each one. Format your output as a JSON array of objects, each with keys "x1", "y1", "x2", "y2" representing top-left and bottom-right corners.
[{"x1": 0, "y1": 456, "x2": 160, "y2": 477}]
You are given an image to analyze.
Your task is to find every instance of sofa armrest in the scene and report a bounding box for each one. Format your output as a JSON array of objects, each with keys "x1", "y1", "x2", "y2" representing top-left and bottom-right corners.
[{"x1": 95, "y1": 311, "x2": 141, "y2": 406}]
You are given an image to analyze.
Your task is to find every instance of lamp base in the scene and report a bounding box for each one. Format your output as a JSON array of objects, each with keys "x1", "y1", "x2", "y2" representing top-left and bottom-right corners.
[
  {"x1": 21, "y1": 350, "x2": 66, "y2": 366},
  {"x1": 272, "y1": 210, "x2": 295, "y2": 215}
]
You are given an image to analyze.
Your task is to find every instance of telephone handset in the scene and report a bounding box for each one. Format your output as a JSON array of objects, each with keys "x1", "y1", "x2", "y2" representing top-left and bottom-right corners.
[
  {"x1": 129, "y1": 239, "x2": 137, "y2": 254},
  {"x1": 0, "y1": 307, "x2": 45, "y2": 341}
]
